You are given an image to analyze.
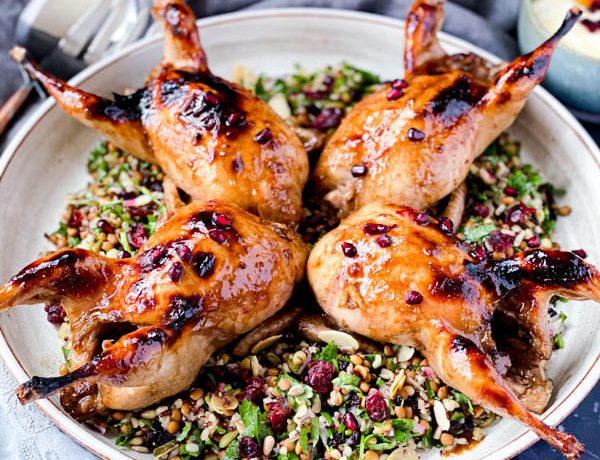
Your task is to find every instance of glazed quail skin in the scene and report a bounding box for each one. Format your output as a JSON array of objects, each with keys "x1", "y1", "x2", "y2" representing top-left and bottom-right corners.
[
  {"x1": 12, "y1": 0, "x2": 309, "y2": 227},
  {"x1": 0, "y1": 201, "x2": 308, "y2": 413}
]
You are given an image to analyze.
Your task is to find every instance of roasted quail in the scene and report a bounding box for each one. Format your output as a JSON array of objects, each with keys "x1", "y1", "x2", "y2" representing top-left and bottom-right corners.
[
  {"x1": 314, "y1": 0, "x2": 581, "y2": 216},
  {"x1": 12, "y1": 0, "x2": 308, "y2": 226},
  {"x1": 0, "y1": 201, "x2": 307, "y2": 412},
  {"x1": 308, "y1": 202, "x2": 595, "y2": 459}
]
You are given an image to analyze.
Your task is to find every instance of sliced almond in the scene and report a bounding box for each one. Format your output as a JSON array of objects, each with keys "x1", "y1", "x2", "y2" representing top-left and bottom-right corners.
[
  {"x1": 433, "y1": 400, "x2": 450, "y2": 431},
  {"x1": 389, "y1": 369, "x2": 407, "y2": 399},
  {"x1": 268, "y1": 93, "x2": 292, "y2": 119},
  {"x1": 387, "y1": 445, "x2": 420, "y2": 460},
  {"x1": 317, "y1": 330, "x2": 359, "y2": 353},
  {"x1": 251, "y1": 334, "x2": 283, "y2": 354},
  {"x1": 397, "y1": 345, "x2": 415, "y2": 363}
]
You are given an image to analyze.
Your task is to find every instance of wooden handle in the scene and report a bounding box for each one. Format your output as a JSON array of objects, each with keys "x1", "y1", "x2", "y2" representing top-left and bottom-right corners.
[{"x1": 0, "y1": 84, "x2": 32, "y2": 136}]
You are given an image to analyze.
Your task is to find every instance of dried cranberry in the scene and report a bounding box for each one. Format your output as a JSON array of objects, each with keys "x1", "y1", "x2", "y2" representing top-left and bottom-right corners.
[
  {"x1": 240, "y1": 376, "x2": 264, "y2": 404},
  {"x1": 504, "y1": 187, "x2": 518, "y2": 197},
  {"x1": 304, "y1": 359, "x2": 336, "y2": 393},
  {"x1": 168, "y1": 261, "x2": 184, "y2": 282},
  {"x1": 526, "y1": 236, "x2": 541, "y2": 248},
  {"x1": 415, "y1": 213, "x2": 430, "y2": 226},
  {"x1": 118, "y1": 250, "x2": 131, "y2": 259},
  {"x1": 254, "y1": 128, "x2": 273, "y2": 144},
  {"x1": 212, "y1": 213, "x2": 232, "y2": 229},
  {"x1": 314, "y1": 107, "x2": 344, "y2": 130},
  {"x1": 506, "y1": 202, "x2": 535, "y2": 225},
  {"x1": 67, "y1": 209, "x2": 83, "y2": 228},
  {"x1": 341, "y1": 242, "x2": 357, "y2": 258},
  {"x1": 267, "y1": 398, "x2": 291, "y2": 432},
  {"x1": 407, "y1": 127, "x2": 425, "y2": 142},
  {"x1": 386, "y1": 87, "x2": 404, "y2": 101},
  {"x1": 208, "y1": 228, "x2": 227, "y2": 244},
  {"x1": 364, "y1": 389, "x2": 389, "y2": 421},
  {"x1": 572, "y1": 249, "x2": 587, "y2": 259},
  {"x1": 351, "y1": 164, "x2": 368, "y2": 177},
  {"x1": 473, "y1": 203, "x2": 490, "y2": 218},
  {"x1": 363, "y1": 223, "x2": 395, "y2": 235},
  {"x1": 176, "y1": 244, "x2": 193, "y2": 262},
  {"x1": 96, "y1": 219, "x2": 113, "y2": 234},
  {"x1": 128, "y1": 224, "x2": 148, "y2": 249},
  {"x1": 405, "y1": 290, "x2": 423, "y2": 305},
  {"x1": 194, "y1": 252, "x2": 216, "y2": 278},
  {"x1": 44, "y1": 303, "x2": 66, "y2": 324},
  {"x1": 488, "y1": 231, "x2": 514, "y2": 252},
  {"x1": 343, "y1": 412, "x2": 359, "y2": 432},
  {"x1": 376, "y1": 234, "x2": 392, "y2": 247},
  {"x1": 304, "y1": 89, "x2": 327, "y2": 100},
  {"x1": 238, "y1": 436, "x2": 260, "y2": 458},
  {"x1": 438, "y1": 217, "x2": 454, "y2": 234}
]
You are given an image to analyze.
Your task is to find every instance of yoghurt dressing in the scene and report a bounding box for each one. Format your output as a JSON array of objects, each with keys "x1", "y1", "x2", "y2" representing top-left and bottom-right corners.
[{"x1": 532, "y1": 0, "x2": 600, "y2": 59}]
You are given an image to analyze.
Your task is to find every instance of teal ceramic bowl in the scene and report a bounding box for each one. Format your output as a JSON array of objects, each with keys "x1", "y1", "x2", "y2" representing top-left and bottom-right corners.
[{"x1": 518, "y1": 0, "x2": 600, "y2": 114}]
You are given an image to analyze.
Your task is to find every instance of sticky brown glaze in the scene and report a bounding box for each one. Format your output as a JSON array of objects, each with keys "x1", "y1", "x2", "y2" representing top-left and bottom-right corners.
[
  {"x1": 12, "y1": 0, "x2": 308, "y2": 226},
  {"x1": 313, "y1": 0, "x2": 581, "y2": 216},
  {"x1": 308, "y1": 202, "x2": 597, "y2": 459},
  {"x1": 0, "y1": 200, "x2": 308, "y2": 411}
]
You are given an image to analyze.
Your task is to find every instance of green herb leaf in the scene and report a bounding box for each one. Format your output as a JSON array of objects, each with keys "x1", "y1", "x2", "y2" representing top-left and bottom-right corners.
[
  {"x1": 332, "y1": 372, "x2": 361, "y2": 391},
  {"x1": 553, "y1": 334, "x2": 565, "y2": 349},
  {"x1": 452, "y1": 391, "x2": 474, "y2": 415},
  {"x1": 176, "y1": 422, "x2": 193, "y2": 442},
  {"x1": 462, "y1": 223, "x2": 496, "y2": 244},
  {"x1": 318, "y1": 342, "x2": 338, "y2": 365}
]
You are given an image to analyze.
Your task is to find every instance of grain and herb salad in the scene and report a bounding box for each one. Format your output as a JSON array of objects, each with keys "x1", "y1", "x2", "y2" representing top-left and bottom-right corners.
[{"x1": 43, "y1": 62, "x2": 574, "y2": 459}]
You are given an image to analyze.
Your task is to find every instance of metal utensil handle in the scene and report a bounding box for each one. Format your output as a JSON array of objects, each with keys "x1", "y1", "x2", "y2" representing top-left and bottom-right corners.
[{"x1": 0, "y1": 83, "x2": 32, "y2": 137}]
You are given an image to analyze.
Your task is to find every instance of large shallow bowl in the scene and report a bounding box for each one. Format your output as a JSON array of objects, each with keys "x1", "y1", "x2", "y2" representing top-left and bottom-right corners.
[{"x1": 0, "y1": 8, "x2": 599, "y2": 460}]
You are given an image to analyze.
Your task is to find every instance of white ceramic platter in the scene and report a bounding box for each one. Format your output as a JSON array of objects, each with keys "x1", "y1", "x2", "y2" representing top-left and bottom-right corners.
[{"x1": 0, "y1": 8, "x2": 598, "y2": 460}]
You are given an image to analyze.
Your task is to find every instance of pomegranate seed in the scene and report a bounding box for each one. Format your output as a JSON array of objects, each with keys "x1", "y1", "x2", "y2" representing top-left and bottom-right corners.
[
  {"x1": 176, "y1": 244, "x2": 193, "y2": 262},
  {"x1": 96, "y1": 219, "x2": 113, "y2": 234},
  {"x1": 572, "y1": 249, "x2": 587, "y2": 259},
  {"x1": 407, "y1": 127, "x2": 425, "y2": 142},
  {"x1": 470, "y1": 246, "x2": 487, "y2": 261},
  {"x1": 313, "y1": 107, "x2": 344, "y2": 130},
  {"x1": 212, "y1": 213, "x2": 233, "y2": 229},
  {"x1": 405, "y1": 290, "x2": 423, "y2": 305},
  {"x1": 254, "y1": 128, "x2": 273, "y2": 144},
  {"x1": 194, "y1": 252, "x2": 216, "y2": 278},
  {"x1": 128, "y1": 224, "x2": 148, "y2": 249},
  {"x1": 473, "y1": 203, "x2": 490, "y2": 218},
  {"x1": 386, "y1": 87, "x2": 404, "y2": 101},
  {"x1": 238, "y1": 436, "x2": 260, "y2": 458},
  {"x1": 224, "y1": 111, "x2": 246, "y2": 127},
  {"x1": 267, "y1": 398, "x2": 291, "y2": 432},
  {"x1": 415, "y1": 213, "x2": 430, "y2": 226},
  {"x1": 504, "y1": 187, "x2": 518, "y2": 197},
  {"x1": 526, "y1": 236, "x2": 541, "y2": 248},
  {"x1": 581, "y1": 18, "x2": 600, "y2": 32},
  {"x1": 438, "y1": 217, "x2": 454, "y2": 234},
  {"x1": 364, "y1": 389, "x2": 389, "y2": 421},
  {"x1": 376, "y1": 234, "x2": 392, "y2": 247},
  {"x1": 45, "y1": 303, "x2": 66, "y2": 325},
  {"x1": 67, "y1": 209, "x2": 83, "y2": 228},
  {"x1": 351, "y1": 164, "x2": 368, "y2": 177},
  {"x1": 341, "y1": 242, "x2": 357, "y2": 258},
  {"x1": 168, "y1": 261, "x2": 184, "y2": 282},
  {"x1": 391, "y1": 78, "x2": 408, "y2": 89},
  {"x1": 209, "y1": 228, "x2": 227, "y2": 244},
  {"x1": 363, "y1": 223, "x2": 395, "y2": 235},
  {"x1": 304, "y1": 360, "x2": 336, "y2": 393},
  {"x1": 489, "y1": 231, "x2": 514, "y2": 252},
  {"x1": 343, "y1": 412, "x2": 359, "y2": 432},
  {"x1": 204, "y1": 92, "x2": 220, "y2": 106}
]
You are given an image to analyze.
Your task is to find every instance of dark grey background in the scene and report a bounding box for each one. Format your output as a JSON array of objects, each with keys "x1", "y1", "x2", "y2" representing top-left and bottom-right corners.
[{"x1": 0, "y1": 0, "x2": 598, "y2": 459}]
